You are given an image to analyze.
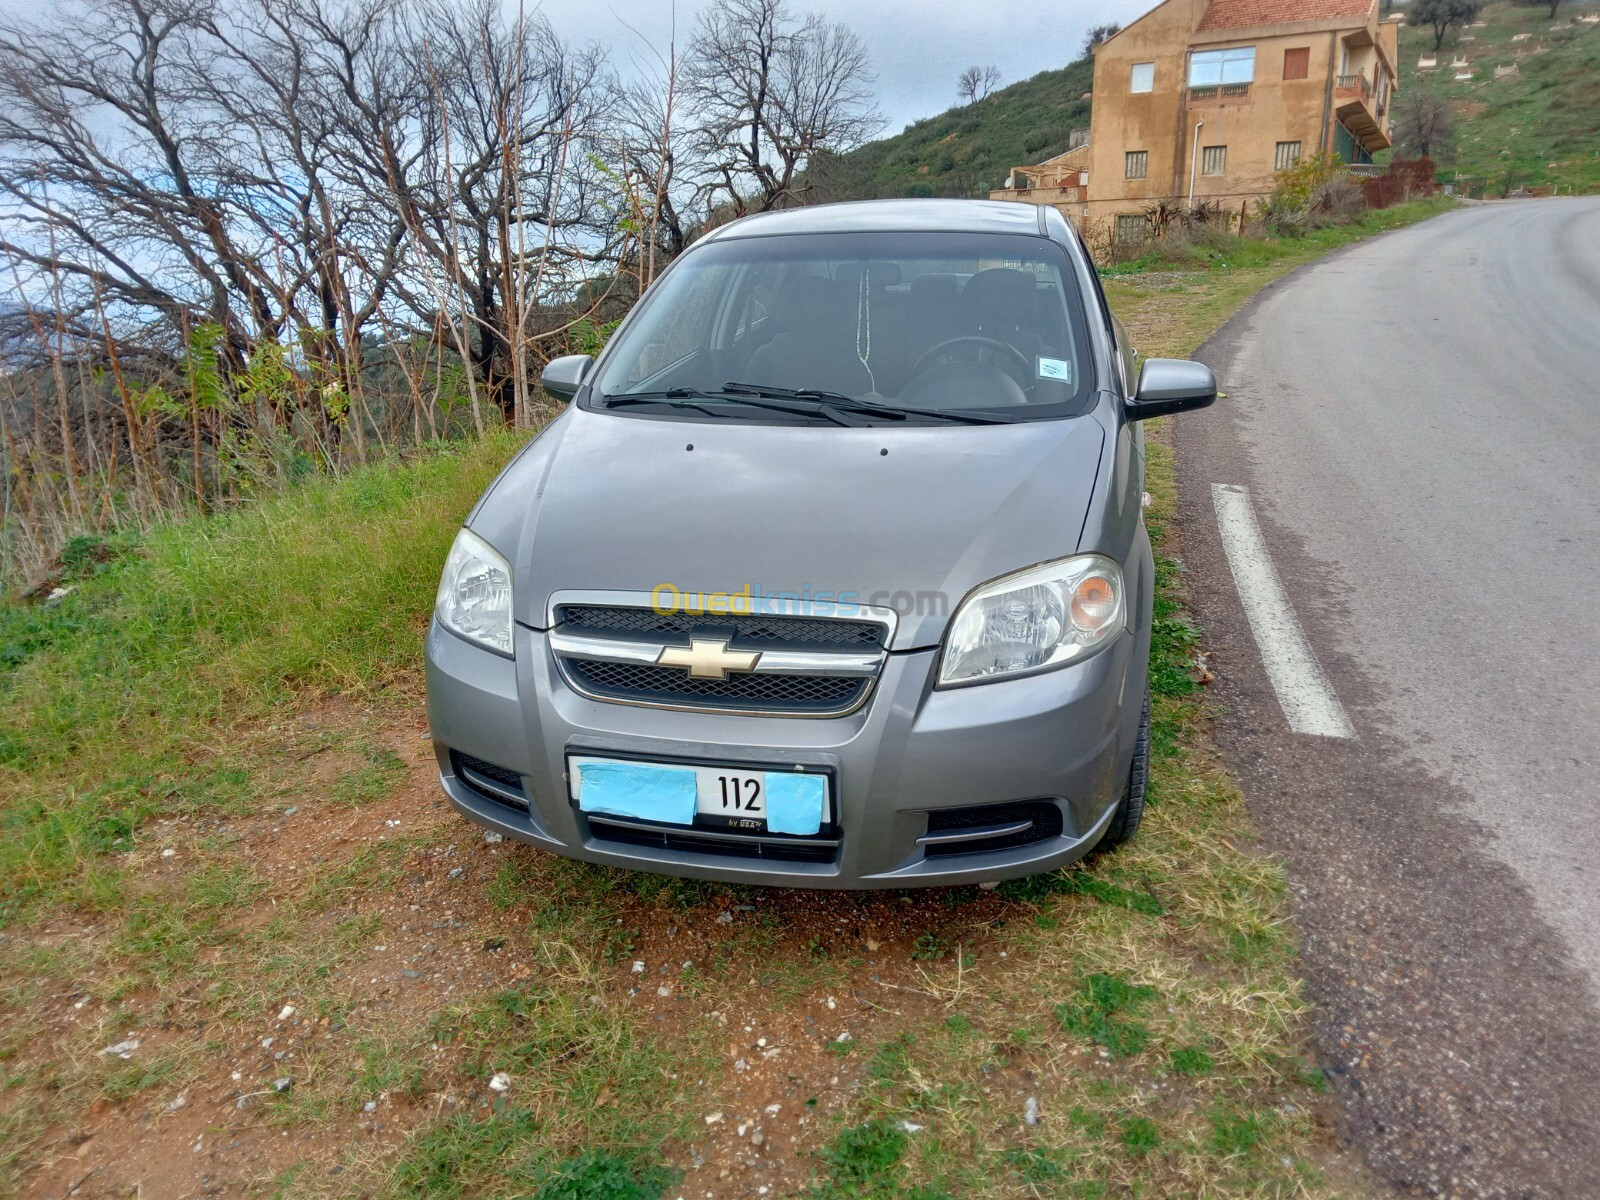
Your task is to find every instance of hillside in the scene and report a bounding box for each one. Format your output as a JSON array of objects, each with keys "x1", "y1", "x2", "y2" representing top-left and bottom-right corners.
[
  {"x1": 812, "y1": 57, "x2": 1094, "y2": 201},
  {"x1": 821, "y1": 1, "x2": 1599, "y2": 203},
  {"x1": 1394, "y1": 0, "x2": 1600, "y2": 193}
]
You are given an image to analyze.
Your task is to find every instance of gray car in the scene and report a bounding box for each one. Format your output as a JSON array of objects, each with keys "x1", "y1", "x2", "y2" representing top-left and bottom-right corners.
[{"x1": 425, "y1": 198, "x2": 1215, "y2": 888}]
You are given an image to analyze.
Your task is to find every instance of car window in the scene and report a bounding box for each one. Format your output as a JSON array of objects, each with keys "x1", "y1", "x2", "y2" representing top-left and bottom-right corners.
[{"x1": 593, "y1": 231, "x2": 1095, "y2": 421}]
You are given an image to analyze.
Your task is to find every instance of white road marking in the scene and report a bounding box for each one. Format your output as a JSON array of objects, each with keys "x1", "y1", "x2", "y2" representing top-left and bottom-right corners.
[{"x1": 1211, "y1": 483, "x2": 1355, "y2": 739}]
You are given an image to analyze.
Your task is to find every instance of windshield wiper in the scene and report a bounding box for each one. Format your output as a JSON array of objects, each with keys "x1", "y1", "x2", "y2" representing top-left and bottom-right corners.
[
  {"x1": 601, "y1": 388, "x2": 860, "y2": 427},
  {"x1": 721, "y1": 381, "x2": 1016, "y2": 425},
  {"x1": 600, "y1": 390, "x2": 725, "y2": 418}
]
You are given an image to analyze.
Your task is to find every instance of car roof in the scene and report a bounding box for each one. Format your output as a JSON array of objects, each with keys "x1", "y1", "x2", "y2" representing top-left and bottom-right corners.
[{"x1": 699, "y1": 198, "x2": 1050, "y2": 242}]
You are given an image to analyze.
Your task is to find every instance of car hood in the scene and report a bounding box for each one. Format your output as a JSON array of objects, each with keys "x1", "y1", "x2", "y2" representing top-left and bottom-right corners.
[{"x1": 476, "y1": 406, "x2": 1108, "y2": 650}]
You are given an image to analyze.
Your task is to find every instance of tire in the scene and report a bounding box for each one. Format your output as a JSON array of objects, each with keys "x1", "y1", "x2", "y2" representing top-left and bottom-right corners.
[{"x1": 1100, "y1": 690, "x2": 1150, "y2": 848}]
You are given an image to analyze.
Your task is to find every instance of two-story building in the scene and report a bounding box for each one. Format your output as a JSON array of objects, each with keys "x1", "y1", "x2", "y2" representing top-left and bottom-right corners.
[{"x1": 992, "y1": 0, "x2": 1398, "y2": 236}]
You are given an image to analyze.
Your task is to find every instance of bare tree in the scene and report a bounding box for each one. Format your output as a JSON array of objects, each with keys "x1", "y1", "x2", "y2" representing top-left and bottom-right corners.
[
  {"x1": 613, "y1": 81, "x2": 699, "y2": 279},
  {"x1": 1081, "y1": 22, "x2": 1120, "y2": 58},
  {"x1": 393, "y1": 0, "x2": 618, "y2": 424},
  {"x1": 956, "y1": 65, "x2": 1002, "y2": 105},
  {"x1": 0, "y1": 0, "x2": 632, "y2": 578},
  {"x1": 1392, "y1": 88, "x2": 1455, "y2": 160},
  {"x1": 1406, "y1": 0, "x2": 1483, "y2": 52},
  {"x1": 684, "y1": 0, "x2": 882, "y2": 216},
  {"x1": 0, "y1": 0, "x2": 288, "y2": 364}
]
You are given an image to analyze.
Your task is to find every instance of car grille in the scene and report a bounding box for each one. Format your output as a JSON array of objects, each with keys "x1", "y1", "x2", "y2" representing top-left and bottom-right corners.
[
  {"x1": 557, "y1": 605, "x2": 885, "y2": 648},
  {"x1": 564, "y1": 659, "x2": 868, "y2": 714},
  {"x1": 551, "y1": 602, "x2": 887, "y2": 716}
]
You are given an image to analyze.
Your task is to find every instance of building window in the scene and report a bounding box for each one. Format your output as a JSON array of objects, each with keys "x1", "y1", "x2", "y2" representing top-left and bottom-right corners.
[
  {"x1": 1115, "y1": 213, "x2": 1149, "y2": 244},
  {"x1": 1201, "y1": 145, "x2": 1227, "y2": 176},
  {"x1": 1282, "y1": 47, "x2": 1310, "y2": 80},
  {"x1": 1130, "y1": 61, "x2": 1154, "y2": 92},
  {"x1": 1124, "y1": 150, "x2": 1148, "y2": 179},
  {"x1": 1189, "y1": 46, "x2": 1255, "y2": 86},
  {"x1": 1274, "y1": 140, "x2": 1302, "y2": 170}
]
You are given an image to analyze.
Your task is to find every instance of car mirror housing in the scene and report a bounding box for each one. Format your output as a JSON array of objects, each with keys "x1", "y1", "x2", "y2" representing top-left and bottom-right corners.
[
  {"x1": 1128, "y1": 358, "x2": 1217, "y2": 420},
  {"x1": 541, "y1": 354, "x2": 593, "y2": 402}
]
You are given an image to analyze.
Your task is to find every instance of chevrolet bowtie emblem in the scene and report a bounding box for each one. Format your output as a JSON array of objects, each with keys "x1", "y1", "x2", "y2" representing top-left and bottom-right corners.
[{"x1": 656, "y1": 638, "x2": 761, "y2": 679}]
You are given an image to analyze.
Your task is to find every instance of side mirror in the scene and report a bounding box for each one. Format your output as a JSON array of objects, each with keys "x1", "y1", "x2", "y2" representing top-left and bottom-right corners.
[
  {"x1": 541, "y1": 353, "x2": 593, "y2": 402},
  {"x1": 1127, "y1": 358, "x2": 1217, "y2": 420}
]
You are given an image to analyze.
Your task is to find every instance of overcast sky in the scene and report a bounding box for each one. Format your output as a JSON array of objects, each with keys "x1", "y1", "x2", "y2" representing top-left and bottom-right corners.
[
  {"x1": 569, "y1": 0, "x2": 1152, "y2": 135},
  {"x1": 0, "y1": 0, "x2": 1154, "y2": 139}
]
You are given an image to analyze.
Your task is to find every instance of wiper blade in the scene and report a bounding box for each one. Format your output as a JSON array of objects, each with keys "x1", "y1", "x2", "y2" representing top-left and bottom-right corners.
[
  {"x1": 601, "y1": 390, "x2": 724, "y2": 418},
  {"x1": 720, "y1": 381, "x2": 860, "y2": 405},
  {"x1": 601, "y1": 387, "x2": 860, "y2": 427},
  {"x1": 722, "y1": 381, "x2": 1015, "y2": 425}
]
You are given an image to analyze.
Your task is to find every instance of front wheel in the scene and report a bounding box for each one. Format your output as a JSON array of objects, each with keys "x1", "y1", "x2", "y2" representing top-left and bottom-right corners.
[{"x1": 1100, "y1": 690, "x2": 1150, "y2": 847}]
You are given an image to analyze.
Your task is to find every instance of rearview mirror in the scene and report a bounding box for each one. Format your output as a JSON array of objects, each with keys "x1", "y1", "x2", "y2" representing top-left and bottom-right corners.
[
  {"x1": 541, "y1": 354, "x2": 593, "y2": 402},
  {"x1": 1127, "y1": 358, "x2": 1217, "y2": 420}
]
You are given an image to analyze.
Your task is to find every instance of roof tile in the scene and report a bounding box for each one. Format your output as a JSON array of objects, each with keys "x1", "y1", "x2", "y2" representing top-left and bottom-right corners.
[{"x1": 1196, "y1": 0, "x2": 1372, "y2": 31}]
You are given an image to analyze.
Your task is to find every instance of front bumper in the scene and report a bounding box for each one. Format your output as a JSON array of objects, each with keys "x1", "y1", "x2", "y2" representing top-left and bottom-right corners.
[{"x1": 425, "y1": 604, "x2": 1149, "y2": 889}]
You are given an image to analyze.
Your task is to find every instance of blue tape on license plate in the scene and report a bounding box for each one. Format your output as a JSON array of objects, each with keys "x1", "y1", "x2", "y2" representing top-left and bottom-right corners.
[{"x1": 574, "y1": 761, "x2": 698, "y2": 826}]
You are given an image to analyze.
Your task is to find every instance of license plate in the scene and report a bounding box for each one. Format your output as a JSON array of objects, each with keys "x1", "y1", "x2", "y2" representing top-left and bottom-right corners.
[
  {"x1": 568, "y1": 755, "x2": 830, "y2": 835},
  {"x1": 698, "y1": 767, "x2": 768, "y2": 826}
]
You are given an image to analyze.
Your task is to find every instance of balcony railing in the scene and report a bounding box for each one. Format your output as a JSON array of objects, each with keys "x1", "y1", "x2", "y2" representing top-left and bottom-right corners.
[
  {"x1": 1335, "y1": 73, "x2": 1373, "y2": 97},
  {"x1": 1188, "y1": 82, "x2": 1251, "y2": 100}
]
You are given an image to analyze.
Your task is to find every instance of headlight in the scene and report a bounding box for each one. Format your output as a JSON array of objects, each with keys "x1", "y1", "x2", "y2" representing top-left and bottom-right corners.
[
  {"x1": 938, "y1": 554, "x2": 1125, "y2": 686},
  {"x1": 435, "y1": 528, "x2": 514, "y2": 656}
]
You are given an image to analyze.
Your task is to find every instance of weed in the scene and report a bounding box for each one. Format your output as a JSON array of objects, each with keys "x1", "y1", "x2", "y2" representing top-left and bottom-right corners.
[
  {"x1": 866, "y1": 1032, "x2": 917, "y2": 1081},
  {"x1": 1068, "y1": 1105, "x2": 1109, "y2": 1140},
  {"x1": 1121, "y1": 1114, "x2": 1162, "y2": 1157},
  {"x1": 1168, "y1": 1044, "x2": 1215, "y2": 1076},
  {"x1": 911, "y1": 931, "x2": 947, "y2": 961},
  {"x1": 1056, "y1": 869, "x2": 1165, "y2": 915},
  {"x1": 1207, "y1": 1105, "x2": 1276, "y2": 1159},
  {"x1": 1002, "y1": 1146, "x2": 1067, "y2": 1183},
  {"x1": 531, "y1": 1151, "x2": 679, "y2": 1200},
  {"x1": 811, "y1": 1118, "x2": 907, "y2": 1198},
  {"x1": 1056, "y1": 973, "x2": 1159, "y2": 1059}
]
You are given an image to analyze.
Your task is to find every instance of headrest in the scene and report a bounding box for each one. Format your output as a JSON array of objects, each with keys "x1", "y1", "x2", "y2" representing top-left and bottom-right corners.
[
  {"x1": 961, "y1": 268, "x2": 1040, "y2": 332},
  {"x1": 834, "y1": 261, "x2": 903, "y2": 289},
  {"x1": 773, "y1": 274, "x2": 849, "y2": 329},
  {"x1": 908, "y1": 272, "x2": 959, "y2": 301}
]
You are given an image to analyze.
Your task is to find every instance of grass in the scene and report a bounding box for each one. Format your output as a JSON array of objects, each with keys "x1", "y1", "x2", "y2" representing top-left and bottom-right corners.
[
  {"x1": 0, "y1": 205, "x2": 1462, "y2": 1197},
  {"x1": 817, "y1": 57, "x2": 1093, "y2": 199},
  {"x1": 1392, "y1": 0, "x2": 1600, "y2": 195},
  {"x1": 0, "y1": 431, "x2": 524, "y2": 926}
]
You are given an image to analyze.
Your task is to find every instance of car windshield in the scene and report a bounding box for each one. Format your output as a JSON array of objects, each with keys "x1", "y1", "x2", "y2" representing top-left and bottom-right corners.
[{"x1": 591, "y1": 230, "x2": 1094, "y2": 423}]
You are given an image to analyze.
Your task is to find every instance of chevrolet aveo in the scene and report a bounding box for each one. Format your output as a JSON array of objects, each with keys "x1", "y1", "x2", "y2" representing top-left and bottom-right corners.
[{"x1": 425, "y1": 199, "x2": 1216, "y2": 888}]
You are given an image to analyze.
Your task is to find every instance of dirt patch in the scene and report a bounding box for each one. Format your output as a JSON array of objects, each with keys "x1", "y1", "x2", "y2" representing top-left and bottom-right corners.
[{"x1": 5, "y1": 701, "x2": 1066, "y2": 1200}]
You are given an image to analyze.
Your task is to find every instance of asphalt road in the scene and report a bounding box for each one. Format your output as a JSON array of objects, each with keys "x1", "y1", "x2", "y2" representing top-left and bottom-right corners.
[{"x1": 1175, "y1": 197, "x2": 1600, "y2": 1199}]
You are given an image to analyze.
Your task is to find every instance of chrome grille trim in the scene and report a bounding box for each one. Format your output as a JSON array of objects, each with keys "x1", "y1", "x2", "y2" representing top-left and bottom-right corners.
[
  {"x1": 544, "y1": 592, "x2": 892, "y2": 717},
  {"x1": 548, "y1": 631, "x2": 882, "y2": 678}
]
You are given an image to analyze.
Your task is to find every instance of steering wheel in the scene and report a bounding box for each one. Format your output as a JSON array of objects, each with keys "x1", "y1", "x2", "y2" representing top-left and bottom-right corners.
[{"x1": 910, "y1": 336, "x2": 1033, "y2": 392}]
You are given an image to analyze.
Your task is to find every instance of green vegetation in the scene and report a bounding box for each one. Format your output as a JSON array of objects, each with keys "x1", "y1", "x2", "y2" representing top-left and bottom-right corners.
[
  {"x1": 0, "y1": 432, "x2": 523, "y2": 926},
  {"x1": 1395, "y1": 0, "x2": 1600, "y2": 194},
  {"x1": 811, "y1": 1119, "x2": 910, "y2": 1198},
  {"x1": 815, "y1": 58, "x2": 1092, "y2": 199},
  {"x1": 1056, "y1": 973, "x2": 1160, "y2": 1058}
]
